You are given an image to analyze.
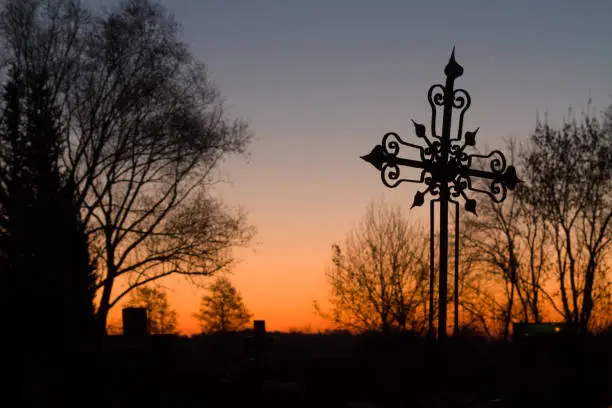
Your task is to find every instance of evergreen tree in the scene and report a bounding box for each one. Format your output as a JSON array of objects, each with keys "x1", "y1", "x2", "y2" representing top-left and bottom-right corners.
[
  {"x1": 0, "y1": 65, "x2": 98, "y2": 404},
  {"x1": 194, "y1": 277, "x2": 252, "y2": 333},
  {"x1": 0, "y1": 66, "x2": 97, "y2": 340},
  {"x1": 0, "y1": 67, "x2": 34, "y2": 337}
]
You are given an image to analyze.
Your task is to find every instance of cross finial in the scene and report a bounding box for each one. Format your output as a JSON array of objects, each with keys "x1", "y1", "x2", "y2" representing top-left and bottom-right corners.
[{"x1": 444, "y1": 46, "x2": 464, "y2": 79}]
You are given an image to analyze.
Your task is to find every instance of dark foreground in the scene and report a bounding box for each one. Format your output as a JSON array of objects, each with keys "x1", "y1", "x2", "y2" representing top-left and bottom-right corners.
[{"x1": 11, "y1": 331, "x2": 612, "y2": 407}]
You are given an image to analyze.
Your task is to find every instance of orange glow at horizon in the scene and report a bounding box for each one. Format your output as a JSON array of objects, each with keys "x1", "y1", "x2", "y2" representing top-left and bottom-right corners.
[
  {"x1": 106, "y1": 242, "x2": 342, "y2": 335},
  {"x1": 98, "y1": 0, "x2": 612, "y2": 336}
]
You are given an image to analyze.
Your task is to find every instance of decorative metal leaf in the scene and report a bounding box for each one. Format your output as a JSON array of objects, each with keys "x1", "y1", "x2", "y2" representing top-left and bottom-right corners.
[
  {"x1": 503, "y1": 166, "x2": 522, "y2": 190},
  {"x1": 465, "y1": 198, "x2": 477, "y2": 215},
  {"x1": 412, "y1": 120, "x2": 427, "y2": 139},
  {"x1": 360, "y1": 145, "x2": 386, "y2": 171},
  {"x1": 411, "y1": 191, "x2": 425, "y2": 208},
  {"x1": 464, "y1": 128, "x2": 479, "y2": 146}
]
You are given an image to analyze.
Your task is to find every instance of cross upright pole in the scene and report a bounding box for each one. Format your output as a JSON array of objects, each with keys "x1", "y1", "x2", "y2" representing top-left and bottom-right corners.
[
  {"x1": 361, "y1": 48, "x2": 521, "y2": 341},
  {"x1": 437, "y1": 51, "x2": 460, "y2": 340}
]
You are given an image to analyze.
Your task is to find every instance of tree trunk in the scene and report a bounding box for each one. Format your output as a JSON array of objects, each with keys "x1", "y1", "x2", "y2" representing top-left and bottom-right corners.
[{"x1": 580, "y1": 256, "x2": 597, "y2": 334}]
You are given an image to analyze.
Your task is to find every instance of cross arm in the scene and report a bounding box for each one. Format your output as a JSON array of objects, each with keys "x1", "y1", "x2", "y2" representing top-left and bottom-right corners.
[
  {"x1": 460, "y1": 165, "x2": 521, "y2": 190},
  {"x1": 361, "y1": 144, "x2": 427, "y2": 172}
]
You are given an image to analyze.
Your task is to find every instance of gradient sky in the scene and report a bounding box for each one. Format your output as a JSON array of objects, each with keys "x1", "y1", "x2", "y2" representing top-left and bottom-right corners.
[{"x1": 103, "y1": 0, "x2": 612, "y2": 334}]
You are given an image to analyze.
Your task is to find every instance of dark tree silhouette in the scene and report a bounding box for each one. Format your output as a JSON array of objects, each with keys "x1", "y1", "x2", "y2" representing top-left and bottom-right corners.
[
  {"x1": 315, "y1": 199, "x2": 430, "y2": 333},
  {"x1": 0, "y1": 0, "x2": 255, "y2": 332},
  {"x1": 0, "y1": 66, "x2": 97, "y2": 334},
  {"x1": 0, "y1": 66, "x2": 97, "y2": 405},
  {"x1": 194, "y1": 277, "x2": 252, "y2": 333},
  {"x1": 459, "y1": 104, "x2": 612, "y2": 336},
  {"x1": 460, "y1": 141, "x2": 550, "y2": 339},
  {"x1": 520, "y1": 104, "x2": 612, "y2": 333}
]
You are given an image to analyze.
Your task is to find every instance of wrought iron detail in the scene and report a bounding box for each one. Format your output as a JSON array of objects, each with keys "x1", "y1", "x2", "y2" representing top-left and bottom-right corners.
[
  {"x1": 361, "y1": 49, "x2": 521, "y2": 216},
  {"x1": 360, "y1": 48, "x2": 522, "y2": 340}
]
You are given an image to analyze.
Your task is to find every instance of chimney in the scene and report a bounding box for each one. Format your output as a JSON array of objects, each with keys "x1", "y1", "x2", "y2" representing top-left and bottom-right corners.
[
  {"x1": 254, "y1": 320, "x2": 266, "y2": 336},
  {"x1": 122, "y1": 307, "x2": 148, "y2": 337}
]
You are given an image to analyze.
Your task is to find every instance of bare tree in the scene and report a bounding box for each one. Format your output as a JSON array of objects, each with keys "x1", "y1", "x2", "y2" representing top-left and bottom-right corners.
[
  {"x1": 315, "y1": 199, "x2": 429, "y2": 333},
  {"x1": 0, "y1": 0, "x2": 255, "y2": 331},
  {"x1": 521, "y1": 104, "x2": 612, "y2": 333},
  {"x1": 463, "y1": 106, "x2": 612, "y2": 337},
  {"x1": 462, "y1": 196, "x2": 520, "y2": 340},
  {"x1": 461, "y1": 141, "x2": 551, "y2": 339},
  {"x1": 127, "y1": 286, "x2": 178, "y2": 334},
  {"x1": 194, "y1": 276, "x2": 252, "y2": 333},
  {"x1": 461, "y1": 140, "x2": 554, "y2": 339}
]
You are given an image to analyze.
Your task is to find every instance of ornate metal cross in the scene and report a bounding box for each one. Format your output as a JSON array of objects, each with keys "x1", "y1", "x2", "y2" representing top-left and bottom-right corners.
[{"x1": 361, "y1": 48, "x2": 521, "y2": 339}]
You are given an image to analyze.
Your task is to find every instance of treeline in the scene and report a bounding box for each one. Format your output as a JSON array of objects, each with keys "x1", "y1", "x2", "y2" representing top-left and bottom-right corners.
[
  {"x1": 461, "y1": 105, "x2": 612, "y2": 337},
  {"x1": 318, "y1": 103, "x2": 612, "y2": 339},
  {"x1": 114, "y1": 277, "x2": 252, "y2": 335}
]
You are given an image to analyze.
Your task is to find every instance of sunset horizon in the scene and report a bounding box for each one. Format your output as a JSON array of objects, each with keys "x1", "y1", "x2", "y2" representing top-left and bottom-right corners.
[
  {"x1": 103, "y1": 0, "x2": 612, "y2": 334},
  {"x1": 2, "y1": 0, "x2": 611, "y2": 406}
]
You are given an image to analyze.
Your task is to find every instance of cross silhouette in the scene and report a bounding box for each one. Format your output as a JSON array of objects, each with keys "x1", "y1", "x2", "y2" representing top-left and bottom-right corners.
[{"x1": 361, "y1": 48, "x2": 521, "y2": 339}]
